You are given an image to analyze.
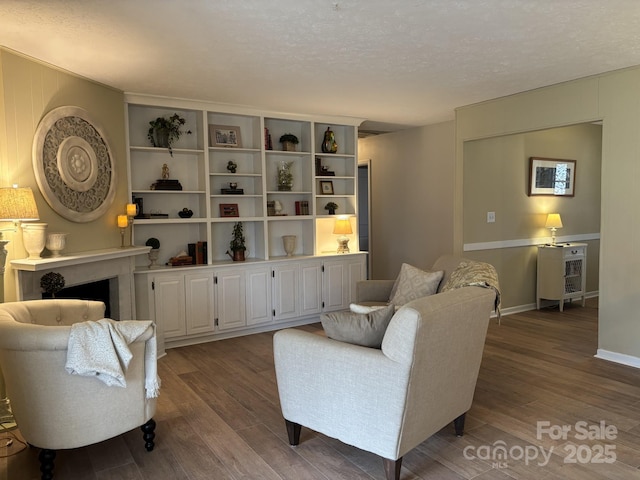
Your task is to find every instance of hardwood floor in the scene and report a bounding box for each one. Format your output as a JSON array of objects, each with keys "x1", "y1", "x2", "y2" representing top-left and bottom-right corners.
[{"x1": 5, "y1": 297, "x2": 640, "y2": 479}]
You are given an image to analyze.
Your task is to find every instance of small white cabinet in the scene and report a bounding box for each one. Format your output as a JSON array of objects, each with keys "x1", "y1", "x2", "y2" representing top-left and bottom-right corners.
[
  {"x1": 536, "y1": 243, "x2": 587, "y2": 311},
  {"x1": 151, "y1": 271, "x2": 214, "y2": 339}
]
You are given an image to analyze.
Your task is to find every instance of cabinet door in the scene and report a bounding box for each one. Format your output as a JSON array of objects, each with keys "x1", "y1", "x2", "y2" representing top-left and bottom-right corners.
[
  {"x1": 322, "y1": 260, "x2": 348, "y2": 312},
  {"x1": 246, "y1": 267, "x2": 272, "y2": 326},
  {"x1": 185, "y1": 273, "x2": 215, "y2": 335},
  {"x1": 299, "y1": 261, "x2": 322, "y2": 316},
  {"x1": 345, "y1": 256, "x2": 366, "y2": 304},
  {"x1": 273, "y1": 263, "x2": 299, "y2": 321},
  {"x1": 153, "y1": 274, "x2": 186, "y2": 338},
  {"x1": 216, "y1": 269, "x2": 246, "y2": 330}
]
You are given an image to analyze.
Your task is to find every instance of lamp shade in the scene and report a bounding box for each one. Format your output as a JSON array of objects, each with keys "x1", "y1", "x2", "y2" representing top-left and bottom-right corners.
[
  {"x1": 0, "y1": 187, "x2": 39, "y2": 221},
  {"x1": 545, "y1": 213, "x2": 563, "y2": 229},
  {"x1": 333, "y1": 218, "x2": 353, "y2": 235}
]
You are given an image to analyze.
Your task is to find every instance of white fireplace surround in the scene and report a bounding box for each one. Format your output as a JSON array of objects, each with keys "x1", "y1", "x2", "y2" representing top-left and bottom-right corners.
[{"x1": 10, "y1": 247, "x2": 149, "y2": 320}]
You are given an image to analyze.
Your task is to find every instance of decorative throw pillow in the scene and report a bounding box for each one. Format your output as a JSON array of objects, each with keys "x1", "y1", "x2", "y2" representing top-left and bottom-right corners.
[
  {"x1": 388, "y1": 263, "x2": 444, "y2": 307},
  {"x1": 321, "y1": 303, "x2": 395, "y2": 348}
]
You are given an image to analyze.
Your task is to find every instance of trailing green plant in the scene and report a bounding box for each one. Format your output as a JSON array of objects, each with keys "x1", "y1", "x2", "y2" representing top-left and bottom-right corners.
[
  {"x1": 147, "y1": 113, "x2": 192, "y2": 156},
  {"x1": 145, "y1": 237, "x2": 161, "y2": 250},
  {"x1": 279, "y1": 133, "x2": 299, "y2": 144},
  {"x1": 277, "y1": 161, "x2": 294, "y2": 190},
  {"x1": 230, "y1": 222, "x2": 246, "y2": 251}
]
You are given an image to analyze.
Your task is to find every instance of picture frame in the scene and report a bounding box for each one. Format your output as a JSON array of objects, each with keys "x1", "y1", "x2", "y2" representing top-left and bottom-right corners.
[
  {"x1": 209, "y1": 125, "x2": 242, "y2": 148},
  {"x1": 319, "y1": 180, "x2": 334, "y2": 195},
  {"x1": 528, "y1": 157, "x2": 576, "y2": 197},
  {"x1": 219, "y1": 203, "x2": 239, "y2": 217}
]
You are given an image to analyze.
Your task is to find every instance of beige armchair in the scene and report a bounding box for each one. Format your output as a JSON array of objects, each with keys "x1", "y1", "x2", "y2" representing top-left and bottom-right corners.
[
  {"x1": 274, "y1": 256, "x2": 497, "y2": 480},
  {"x1": 0, "y1": 300, "x2": 157, "y2": 480}
]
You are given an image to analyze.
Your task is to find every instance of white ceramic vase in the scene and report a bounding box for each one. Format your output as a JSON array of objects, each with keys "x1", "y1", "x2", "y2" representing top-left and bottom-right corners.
[
  {"x1": 46, "y1": 232, "x2": 69, "y2": 258},
  {"x1": 282, "y1": 235, "x2": 297, "y2": 257},
  {"x1": 22, "y1": 223, "x2": 48, "y2": 260}
]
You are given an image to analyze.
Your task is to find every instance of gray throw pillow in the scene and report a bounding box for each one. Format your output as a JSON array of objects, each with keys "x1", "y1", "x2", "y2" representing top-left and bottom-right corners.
[{"x1": 321, "y1": 303, "x2": 395, "y2": 348}]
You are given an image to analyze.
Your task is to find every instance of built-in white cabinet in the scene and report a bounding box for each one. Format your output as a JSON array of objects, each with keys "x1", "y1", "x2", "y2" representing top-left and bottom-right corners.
[
  {"x1": 142, "y1": 271, "x2": 214, "y2": 347},
  {"x1": 536, "y1": 243, "x2": 587, "y2": 311},
  {"x1": 127, "y1": 95, "x2": 365, "y2": 351},
  {"x1": 134, "y1": 253, "x2": 366, "y2": 351}
]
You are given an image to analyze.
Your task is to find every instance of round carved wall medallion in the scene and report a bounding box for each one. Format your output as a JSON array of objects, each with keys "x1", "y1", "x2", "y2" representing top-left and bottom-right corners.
[{"x1": 32, "y1": 106, "x2": 116, "y2": 223}]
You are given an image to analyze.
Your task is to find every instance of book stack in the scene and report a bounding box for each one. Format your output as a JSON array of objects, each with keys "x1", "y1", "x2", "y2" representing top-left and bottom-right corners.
[
  {"x1": 221, "y1": 188, "x2": 244, "y2": 194},
  {"x1": 188, "y1": 242, "x2": 208, "y2": 265},
  {"x1": 295, "y1": 200, "x2": 310, "y2": 215},
  {"x1": 265, "y1": 127, "x2": 273, "y2": 150},
  {"x1": 151, "y1": 179, "x2": 183, "y2": 190}
]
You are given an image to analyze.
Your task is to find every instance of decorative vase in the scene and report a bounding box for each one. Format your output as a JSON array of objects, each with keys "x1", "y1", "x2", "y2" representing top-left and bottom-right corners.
[
  {"x1": 321, "y1": 127, "x2": 338, "y2": 153},
  {"x1": 282, "y1": 235, "x2": 297, "y2": 257},
  {"x1": 45, "y1": 232, "x2": 69, "y2": 258},
  {"x1": 328, "y1": 208, "x2": 336, "y2": 215},
  {"x1": 148, "y1": 248, "x2": 160, "y2": 268},
  {"x1": 277, "y1": 161, "x2": 293, "y2": 191},
  {"x1": 232, "y1": 249, "x2": 245, "y2": 262},
  {"x1": 22, "y1": 223, "x2": 48, "y2": 260}
]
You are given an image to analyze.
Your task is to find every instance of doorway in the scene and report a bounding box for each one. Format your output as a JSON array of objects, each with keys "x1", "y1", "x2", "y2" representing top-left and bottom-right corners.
[{"x1": 358, "y1": 161, "x2": 371, "y2": 278}]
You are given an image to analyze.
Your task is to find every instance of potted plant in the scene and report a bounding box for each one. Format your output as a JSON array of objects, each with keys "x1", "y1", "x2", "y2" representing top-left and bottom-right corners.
[
  {"x1": 40, "y1": 272, "x2": 65, "y2": 298},
  {"x1": 226, "y1": 160, "x2": 238, "y2": 173},
  {"x1": 147, "y1": 113, "x2": 192, "y2": 156},
  {"x1": 226, "y1": 222, "x2": 246, "y2": 261},
  {"x1": 324, "y1": 202, "x2": 339, "y2": 215},
  {"x1": 279, "y1": 133, "x2": 299, "y2": 152},
  {"x1": 277, "y1": 161, "x2": 294, "y2": 191},
  {"x1": 145, "y1": 237, "x2": 161, "y2": 268}
]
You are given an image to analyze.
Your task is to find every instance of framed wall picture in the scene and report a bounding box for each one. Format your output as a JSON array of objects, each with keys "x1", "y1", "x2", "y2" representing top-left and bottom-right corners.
[
  {"x1": 209, "y1": 125, "x2": 242, "y2": 148},
  {"x1": 528, "y1": 157, "x2": 576, "y2": 196},
  {"x1": 320, "y1": 180, "x2": 334, "y2": 195},
  {"x1": 220, "y1": 203, "x2": 239, "y2": 217}
]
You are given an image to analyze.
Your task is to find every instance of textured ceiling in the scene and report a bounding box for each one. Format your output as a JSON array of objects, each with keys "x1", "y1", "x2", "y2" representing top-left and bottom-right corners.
[{"x1": 1, "y1": 1, "x2": 640, "y2": 132}]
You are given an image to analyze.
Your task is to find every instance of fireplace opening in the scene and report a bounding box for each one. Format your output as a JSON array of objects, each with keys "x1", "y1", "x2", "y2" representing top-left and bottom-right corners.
[{"x1": 42, "y1": 279, "x2": 112, "y2": 318}]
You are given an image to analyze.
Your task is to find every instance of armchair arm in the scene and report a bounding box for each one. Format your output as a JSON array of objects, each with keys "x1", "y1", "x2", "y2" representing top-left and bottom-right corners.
[
  {"x1": 274, "y1": 329, "x2": 411, "y2": 458},
  {"x1": 356, "y1": 279, "x2": 395, "y2": 303}
]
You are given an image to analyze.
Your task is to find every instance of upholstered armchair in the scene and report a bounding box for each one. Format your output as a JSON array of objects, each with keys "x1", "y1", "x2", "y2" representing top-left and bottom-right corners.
[
  {"x1": 0, "y1": 300, "x2": 157, "y2": 480},
  {"x1": 274, "y1": 266, "x2": 496, "y2": 480}
]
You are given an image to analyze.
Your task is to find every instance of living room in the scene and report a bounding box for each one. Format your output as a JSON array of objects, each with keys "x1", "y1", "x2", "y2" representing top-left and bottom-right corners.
[{"x1": 1, "y1": 2, "x2": 640, "y2": 478}]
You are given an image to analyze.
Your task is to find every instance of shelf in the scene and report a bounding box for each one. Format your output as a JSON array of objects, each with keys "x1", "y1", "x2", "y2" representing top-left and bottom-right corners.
[
  {"x1": 132, "y1": 190, "x2": 206, "y2": 194},
  {"x1": 133, "y1": 218, "x2": 207, "y2": 225},
  {"x1": 209, "y1": 147, "x2": 260, "y2": 154},
  {"x1": 130, "y1": 146, "x2": 205, "y2": 154}
]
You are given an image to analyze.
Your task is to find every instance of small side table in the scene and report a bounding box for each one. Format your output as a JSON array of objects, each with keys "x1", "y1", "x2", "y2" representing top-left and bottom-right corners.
[{"x1": 536, "y1": 243, "x2": 587, "y2": 311}]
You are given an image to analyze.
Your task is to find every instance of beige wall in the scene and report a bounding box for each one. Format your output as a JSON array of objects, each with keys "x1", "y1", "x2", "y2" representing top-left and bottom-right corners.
[
  {"x1": 456, "y1": 67, "x2": 640, "y2": 360},
  {"x1": 463, "y1": 123, "x2": 601, "y2": 307},
  {"x1": 0, "y1": 49, "x2": 127, "y2": 301},
  {"x1": 358, "y1": 121, "x2": 455, "y2": 279}
]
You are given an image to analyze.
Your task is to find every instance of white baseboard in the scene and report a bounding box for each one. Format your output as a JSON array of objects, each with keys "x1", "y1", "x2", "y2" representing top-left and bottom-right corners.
[{"x1": 595, "y1": 349, "x2": 640, "y2": 369}]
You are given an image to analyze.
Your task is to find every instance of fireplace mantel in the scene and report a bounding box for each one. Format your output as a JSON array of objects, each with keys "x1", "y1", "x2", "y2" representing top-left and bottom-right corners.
[{"x1": 11, "y1": 247, "x2": 150, "y2": 319}]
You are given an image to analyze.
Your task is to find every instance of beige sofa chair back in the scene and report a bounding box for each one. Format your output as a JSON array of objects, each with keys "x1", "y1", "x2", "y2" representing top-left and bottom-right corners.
[{"x1": 0, "y1": 300, "x2": 156, "y2": 451}]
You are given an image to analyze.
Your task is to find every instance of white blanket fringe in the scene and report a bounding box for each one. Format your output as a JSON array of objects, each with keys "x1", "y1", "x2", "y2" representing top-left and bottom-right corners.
[{"x1": 65, "y1": 319, "x2": 161, "y2": 399}]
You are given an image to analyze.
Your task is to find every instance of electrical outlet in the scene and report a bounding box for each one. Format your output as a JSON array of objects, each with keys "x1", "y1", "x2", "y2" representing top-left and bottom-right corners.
[{"x1": 487, "y1": 211, "x2": 496, "y2": 223}]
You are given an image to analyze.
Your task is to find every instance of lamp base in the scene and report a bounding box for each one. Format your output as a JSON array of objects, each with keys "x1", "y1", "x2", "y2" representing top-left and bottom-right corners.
[{"x1": 336, "y1": 236, "x2": 350, "y2": 254}]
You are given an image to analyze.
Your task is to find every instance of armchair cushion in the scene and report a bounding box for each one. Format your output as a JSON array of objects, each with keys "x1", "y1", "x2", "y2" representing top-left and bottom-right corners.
[
  {"x1": 321, "y1": 303, "x2": 395, "y2": 348},
  {"x1": 389, "y1": 263, "x2": 443, "y2": 306}
]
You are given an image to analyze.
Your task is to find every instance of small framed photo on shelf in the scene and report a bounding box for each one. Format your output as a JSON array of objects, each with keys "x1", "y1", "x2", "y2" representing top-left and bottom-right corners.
[
  {"x1": 219, "y1": 203, "x2": 239, "y2": 217},
  {"x1": 319, "y1": 180, "x2": 334, "y2": 195},
  {"x1": 209, "y1": 125, "x2": 242, "y2": 148},
  {"x1": 528, "y1": 157, "x2": 576, "y2": 196}
]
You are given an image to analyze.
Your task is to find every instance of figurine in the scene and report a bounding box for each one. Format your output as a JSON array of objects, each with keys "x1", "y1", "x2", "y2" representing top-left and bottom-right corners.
[{"x1": 161, "y1": 163, "x2": 170, "y2": 179}]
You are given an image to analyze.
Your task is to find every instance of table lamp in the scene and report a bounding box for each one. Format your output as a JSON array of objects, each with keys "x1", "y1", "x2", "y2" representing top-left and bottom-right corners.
[
  {"x1": 333, "y1": 217, "x2": 353, "y2": 253},
  {"x1": 0, "y1": 186, "x2": 42, "y2": 259},
  {"x1": 545, "y1": 213, "x2": 563, "y2": 245}
]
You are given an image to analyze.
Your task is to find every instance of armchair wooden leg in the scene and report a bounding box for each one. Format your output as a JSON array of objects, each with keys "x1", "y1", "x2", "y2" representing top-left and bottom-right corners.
[
  {"x1": 38, "y1": 448, "x2": 56, "y2": 480},
  {"x1": 383, "y1": 457, "x2": 402, "y2": 480},
  {"x1": 453, "y1": 413, "x2": 466, "y2": 437},
  {"x1": 141, "y1": 418, "x2": 156, "y2": 452},
  {"x1": 285, "y1": 419, "x2": 301, "y2": 446}
]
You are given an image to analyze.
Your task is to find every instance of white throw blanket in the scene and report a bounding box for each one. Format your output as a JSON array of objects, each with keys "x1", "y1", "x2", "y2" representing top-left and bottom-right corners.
[{"x1": 65, "y1": 318, "x2": 161, "y2": 399}]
